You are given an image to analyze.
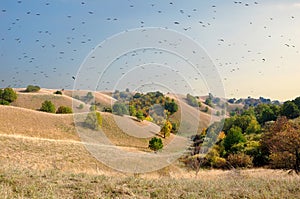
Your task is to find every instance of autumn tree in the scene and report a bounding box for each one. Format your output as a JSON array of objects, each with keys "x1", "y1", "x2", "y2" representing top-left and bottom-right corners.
[
  {"x1": 161, "y1": 120, "x2": 172, "y2": 138},
  {"x1": 263, "y1": 117, "x2": 300, "y2": 174}
]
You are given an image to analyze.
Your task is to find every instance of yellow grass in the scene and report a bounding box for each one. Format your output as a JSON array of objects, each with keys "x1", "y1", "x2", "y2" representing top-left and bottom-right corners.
[
  {"x1": 1, "y1": 91, "x2": 299, "y2": 198},
  {"x1": 11, "y1": 91, "x2": 90, "y2": 112}
]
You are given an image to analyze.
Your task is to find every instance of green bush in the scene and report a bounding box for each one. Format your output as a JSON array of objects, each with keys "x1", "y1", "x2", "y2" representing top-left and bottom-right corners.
[
  {"x1": 112, "y1": 102, "x2": 129, "y2": 116},
  {"x1": 25, "y1": 85, "x2": 40, "y2": 92},
  {"x1": 56, "y1": 106, "x2": 73, "y2": 114},
  {"x1": 0, "y1": 88, "x2": 17, "y2": 103},
  {"x1": 103, "y1": 107, "x2": 112, "y2": 113},
  {"x1": 78, "y1": 104, "x2": 84, "y2": 109},
  {"x1": 136, "y1": 110, "x2": 145, "y2": 121},
  {"x1": 186, "y1": 94, "x2": 199, "y2": 107},
  {"x1": 54, "y1": 90, "x2": 62, "y2": 95},
  {"x1": 149, "y1": 137, "x2": 163, "y2": 151},
  {"x1": 202, "y1": 106, "x2": 209, "y2": 113},
  {"x1": 84, "y1": 92, "x2": 94, "y2": 102},
  {"x1": 89, "y1": 105, "x2": 97, "y2": 111},
  {"x1": 40, "y1": 100, "x2": 56, "y2": 113},
  {"x1": 0, "y1": 99, "x2": 10, "y2": 105},
  {"x1": 85, "y1": 111, "x2": 102, "y2": 130}
]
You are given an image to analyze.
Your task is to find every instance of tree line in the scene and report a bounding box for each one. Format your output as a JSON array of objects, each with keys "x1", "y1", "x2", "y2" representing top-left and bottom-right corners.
[{"x1": 186, "y1": 96, "x2": 300, "y2": 174}]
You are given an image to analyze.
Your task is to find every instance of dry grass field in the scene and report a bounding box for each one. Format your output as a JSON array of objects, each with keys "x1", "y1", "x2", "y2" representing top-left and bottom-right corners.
[
  {"x1": 1, "y1": 91, "x2": 300, "y2": 198},
  {"x1": 11, "y1": 91, "x2": 90, "y2": 112},
  {"x1": 1, "y1": 162, "x2": 299, "y2": 198}
]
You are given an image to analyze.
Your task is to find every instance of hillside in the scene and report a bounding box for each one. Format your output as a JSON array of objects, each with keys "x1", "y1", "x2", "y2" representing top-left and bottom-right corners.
[
  {"x1": 1, "y1": 89, "x2": 300, "y2": 198},
  {"x1": 11, "y1": 90, "x2": 90, "y2": 113},
  {"x1": 0, "y1": 105, "x2": 162, "y2": 150}
]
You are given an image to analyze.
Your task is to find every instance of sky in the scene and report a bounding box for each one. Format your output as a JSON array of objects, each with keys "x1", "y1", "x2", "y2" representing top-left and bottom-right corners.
[{"x1": 1, "y1": 0, "x2": 300, "y2": 101}]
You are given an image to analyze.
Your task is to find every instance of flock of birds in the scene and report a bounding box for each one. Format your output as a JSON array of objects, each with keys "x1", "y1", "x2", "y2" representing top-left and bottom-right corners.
[{"x1": 0, "y1": 0, "x2": 299, "y2": 96}]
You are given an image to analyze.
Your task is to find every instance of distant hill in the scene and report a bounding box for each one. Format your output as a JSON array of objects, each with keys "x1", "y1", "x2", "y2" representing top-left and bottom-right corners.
[{"x1": 227, "y1": 96, "x2": 281, "y2": 107}]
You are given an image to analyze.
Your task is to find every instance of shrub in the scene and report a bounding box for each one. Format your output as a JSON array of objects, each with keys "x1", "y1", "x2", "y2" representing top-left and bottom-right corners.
[
  {"x1": 171, "y1": 122, "x2": 178, "y2": 134},
  {"x1": 54, "y1": 90, "x2": 62, "y2": 95},
  {"x1": 0, "y1": 88, "x2": 17, "y2": 103},
  {"x1": 78, "y1": 104, "x2": 84, "y2": 109},
  {"x1": 205, "y1": 98, "x2": 214, "y2": 108},
  {"x1": 145, "y1": 115, "x2": 153, "y2": 122},
  {"x1": 112, "y1": 102, "x2": 129, "y2": 116},
  {"x1": 40, "y1": 100, "x2": 56, "y2": 113},
  {"x1": 149, "y1": 137, "x2": 163, "y2": 151},
  {"x1": 202, "y1": 106, "x2": 209, "y2": 113},
  {"x1": 89, "y1": 105, "x2": 97, "y2": 111},
  {"x1": 0, "y1": 99, "x2": 10, "y2": 105},
  {"x1": 103, "y1": 107, "x2": 112, "y2": 113},
  {"x1": 84, "y1": 92, "x2": 94, "y2": 102},
  {"x1": 186, "y1": 94, "x2": 199, "y2": 107},
  {"x1": 227, "y1": 153, "x2": 253, "y2": 168},
  {"x1": 25, "y1": 85, "x2": 40, "y2": 92},
  {"x1": 136, "y1": 110, "x2": 145, "y2": 121},
  {"x1": 213, "y1": 157, "x2": 227, "y2": 168},
  {"x1": 85, "y1": 111, "x2": 102, "y2": 130},
  {"x1": 56, "y1": 106, "x2": 73, "y2": 114}
]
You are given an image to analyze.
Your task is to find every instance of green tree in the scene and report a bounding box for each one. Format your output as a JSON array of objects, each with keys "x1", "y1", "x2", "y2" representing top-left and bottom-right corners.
[
  {"x1": 164, "y1": 99, "x2": 178, "y2": 115},
  {"x1": 245, "y1": 117, "x2": 261, "y2": 134},
  {"x1": 136, "y1": 110, "x2": 145, "y2": 121},
  {"x1": 85, "y1": 111, "x2": 103, "y2": 130},
  {"x1": 129, "y1": 105, "x2": 137, "y2": 116},
  {"x1": 149, "y1": 137, "x2": 163, "y2": 151},
  {"x1": 281, "y1": 101, "x2": 300, "y2": 119},
  {"x1": 1, "y1": 88, "x2": 17, "y2": 103},
  {"x1": 56, "y1": 106, "x2": 73, "y2": 114},
  {"x1": 233, "y1": 115, "x2": 252, "y2": 132},
  {"x1": 205, "y1": 98, "x2": 213, "y2": 108},
  {"x1": 112, "y1": 102, "x2": 129, "y2": 116},
  {"x1": 186, "y1": 94, "x2": 199, "y2": 107},
  {"x1": 84, "y1": 92, "x2": 94, "y2": 102},
  {"x1": 40, "y1": 100, "x2": 56, "y2": 113},
  {"x1": 292, "y1": 96, "x2": 300, "y2": 110},
  {"x1": 255, "y1": 104, "x2": 279, "y2": 124},
  {"x1": 223, "y1": 126, "x2": 246, "y2": 153}
]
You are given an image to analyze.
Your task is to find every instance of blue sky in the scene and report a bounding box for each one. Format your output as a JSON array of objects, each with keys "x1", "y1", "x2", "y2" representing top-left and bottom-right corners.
[{"x1": 1, "y1": 0, "x2": 300, "y2": 101}]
